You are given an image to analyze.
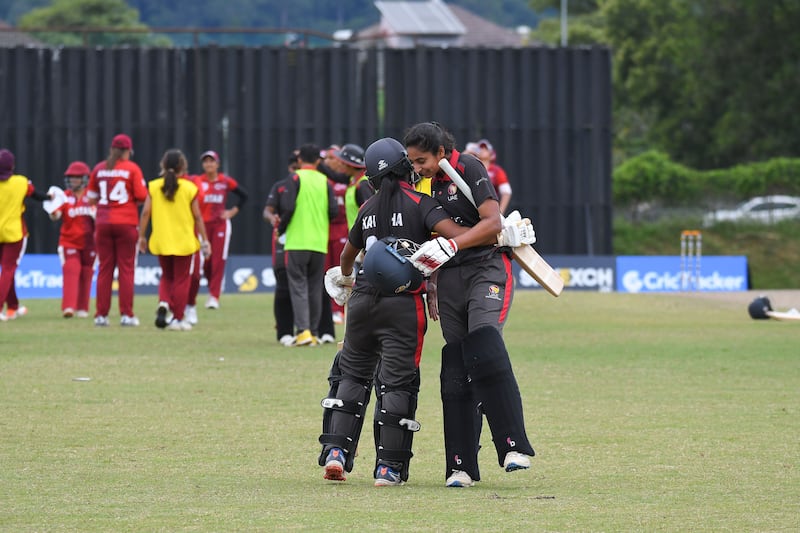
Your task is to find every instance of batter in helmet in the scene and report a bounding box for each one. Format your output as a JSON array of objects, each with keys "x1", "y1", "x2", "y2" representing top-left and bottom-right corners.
[{"x1": 318, "y1": 137, "x2": 468, "y2": 486}]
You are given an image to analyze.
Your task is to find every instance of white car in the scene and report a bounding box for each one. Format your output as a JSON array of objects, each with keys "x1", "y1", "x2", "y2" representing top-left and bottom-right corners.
[{"x1": 703, "y1": 195, "x2": 800, "y2": 226}]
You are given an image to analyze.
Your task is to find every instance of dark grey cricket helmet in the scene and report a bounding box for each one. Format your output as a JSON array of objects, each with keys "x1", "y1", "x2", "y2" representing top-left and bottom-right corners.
[
  {"x1": 333, "y1": 143, "x2": 366, "y2": 169},
  {"x1": 363, "y1": 236, "x2": 423, "y2": 295},
  {"x1": 364, "y1": 137, "x2": 414, "y2": 191},
  {"x1": 748, "y1": 295, "x2": 772, "y2": 319}
]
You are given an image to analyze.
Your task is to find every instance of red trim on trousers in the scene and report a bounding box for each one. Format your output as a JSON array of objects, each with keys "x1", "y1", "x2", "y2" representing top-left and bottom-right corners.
[{"x1": 499, "y1": 253, "x2": 513, "y2": 324}]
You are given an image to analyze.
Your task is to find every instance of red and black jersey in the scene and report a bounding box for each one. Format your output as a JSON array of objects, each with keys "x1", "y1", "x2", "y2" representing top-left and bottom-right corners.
[
  {"x1": 430, "y1": 150, "x2": 502, "y2": 267},
  {"x1": 265, "y1": 176, "x2": 292, "y2": 267},
  {"x1": 348, "y1": 181, "x2": 449, "y2": 293}
]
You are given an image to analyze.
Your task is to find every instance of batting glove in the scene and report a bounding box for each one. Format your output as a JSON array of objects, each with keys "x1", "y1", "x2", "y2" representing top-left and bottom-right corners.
[
  {"x1": 410, "y1": 236, "x2": 458, "y2": 276},
  {"x1": 324, "y1": 266, "x2": 354, "y2": 306},
  {"x1": 497, "y1": 210, "x2": 536, "y2": 247}
]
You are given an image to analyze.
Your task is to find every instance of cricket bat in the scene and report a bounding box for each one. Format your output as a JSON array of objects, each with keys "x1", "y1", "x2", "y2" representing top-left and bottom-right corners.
[
  {"x1": 766, "y1": 309, "x2": 800, "y2": 322},
  {"x1": 337, "y1": 302, "x2": 346, "y2": 350},
  {"x1": 438, "y1": 158, "x2": 564, "y2": 297}
]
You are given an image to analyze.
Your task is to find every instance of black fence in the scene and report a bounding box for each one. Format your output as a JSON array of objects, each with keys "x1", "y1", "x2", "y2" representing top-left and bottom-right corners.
[{"x1": 0, "y1": 45, "x2": 611, "y2": 256}]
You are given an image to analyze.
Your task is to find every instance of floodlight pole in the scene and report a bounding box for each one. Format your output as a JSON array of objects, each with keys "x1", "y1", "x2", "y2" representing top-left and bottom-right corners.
[{"x1": 561, "y1": 0, "x2": 568, "y2": 46}]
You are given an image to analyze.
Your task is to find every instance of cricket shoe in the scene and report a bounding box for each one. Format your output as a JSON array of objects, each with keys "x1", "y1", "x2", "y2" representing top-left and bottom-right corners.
[
  {"x1": 76, "y1": 310, "x2": 90, "y2": 318},
  {"x1": 94, "y1": 316, "x2": 110, "y2": 327},
  {"x1": 503, "y1": 451, "x2": 531, "y2": 472},
  {"x1": 445, "y1": 470, "x2": 474, "y2": 488},
  {"x1": 332, "y1": 311, "x2": 344, "y2": 325},
  {"x1": 155, "y1": 302, "x2": 170, "y2": 329},
  {"x1": 3, "y1": 306, "x2": 28, "y2": 320},
  {"x1": 120, "y1": 315, "x2": 140, "y2": 327},
  {"x1": 319, "y1": 333, "x2": 336, "y2": 345},
  {"x1": 205, "y1": 296, "x2": 219, "y2": 309},
  {"x1": 184, "y1": 305, "x2": 198, "y2": 325},
  {"x1": 293, "y1": 329, "x2": 315, "y2": 346},
  {"x1": 323, "y1": 448, "x2": 346, "y2": 481},
  {"x1": 63, "y1": 308, "x2": 75, "y2": 318},
  {"x1": 374, "y1": 465, "x2": 403, "y2": 487},
  {"x1": 167, "y1": 318, "x2": 193, "y2": 331},
  {"x1": 278, "y1": 334, "x2": 295, "y2": 346}
]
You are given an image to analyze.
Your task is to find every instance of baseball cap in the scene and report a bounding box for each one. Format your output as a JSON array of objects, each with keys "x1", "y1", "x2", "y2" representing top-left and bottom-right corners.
[
  {"x1": 200, "y1": 150, "x2": 220, "y2": 162},
  {"x1": 333, "y1": 143, "x2": 366, "y2": 169},
  {"x1": 65, "y1": 161, "x2": 91, "y2": 176},
  {"x1": 111, "y1": 133, "x2": 133, "y2": 150},
  {"x1": 0, "y1": 149, "x2": 15, "y2": 180},
  {"x1": 463, "y1": 142, "x2": 480, "y2": 156},
  {"x1": 477, "y1": 138, "x2": 494, "y2": 152},
  {"x1": 322, "y1": 144, "x2": 340, "y2": 158}
]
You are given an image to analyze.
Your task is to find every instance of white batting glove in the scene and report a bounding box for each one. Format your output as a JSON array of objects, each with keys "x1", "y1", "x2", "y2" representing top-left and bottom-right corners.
[
  {"x1": 497, "y1": 210, "x2": 536, "y2": 247},
  {"x1": 328, "y1": 266, "x2": 355, "y2": 287},
  {"x1": 324, "y1": 267, "x2": 354, "y2": 306},
  {"x1": 410, "y1": 237, "x2": 458, "y2": 276}
]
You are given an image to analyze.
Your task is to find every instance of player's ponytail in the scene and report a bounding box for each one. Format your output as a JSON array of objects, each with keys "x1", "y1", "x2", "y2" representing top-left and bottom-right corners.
[
  {"x1": 375, "y1": 174, "x2": 402, "y2": 237},
  {"x1": 159, "y1": 149, "x2": 187, "y2": 201}
]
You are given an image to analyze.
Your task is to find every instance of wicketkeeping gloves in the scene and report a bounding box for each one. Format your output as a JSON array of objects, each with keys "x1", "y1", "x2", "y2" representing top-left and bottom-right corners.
[
  {"x1": 497, "y1": 210, "x2": 536, "y2": 247},
  {"x1": 409, "y1": 236, "x2": 458, "y2": 276},
  {"x1": 324, "y1": 266, "x2": 355, "y2": 306}
]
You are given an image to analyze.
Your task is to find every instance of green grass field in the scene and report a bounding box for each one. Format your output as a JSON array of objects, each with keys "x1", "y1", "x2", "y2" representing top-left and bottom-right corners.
[{"x1": 2, "y1": 291, "x2": 798, "y2": 532}]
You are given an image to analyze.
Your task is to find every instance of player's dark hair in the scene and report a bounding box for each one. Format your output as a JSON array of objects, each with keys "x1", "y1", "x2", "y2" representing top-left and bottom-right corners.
[
  {"x1": 160, "y1": 149, "x2": 187, "y2": 201},
  {"x1": 105, "y1": 149, "x2": 122, "y2": 170},
  {"x1": 375, "y1": 170, "x2": 404, "y2": 237},
  {"x1": 403, "y1": 121, "x2": 456, "y2": 157},
  {"x1": 297, "y1": 143, "x2": 321, "y2": 165},
  {"x1": 287, "y1": 149, "x2": 300, "y2": 168}
]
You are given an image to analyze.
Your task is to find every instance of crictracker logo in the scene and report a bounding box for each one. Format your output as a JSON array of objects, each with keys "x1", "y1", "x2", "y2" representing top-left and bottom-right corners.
[
  {"x1": 15, "y1": 270, "x2": 62, "y2": 289},
  {"x1": 617, "y1": 256, "x2": 748, "y2": 293},
  {"x1": 621, "y1": 270, "x2": 746, "y2": 293}
]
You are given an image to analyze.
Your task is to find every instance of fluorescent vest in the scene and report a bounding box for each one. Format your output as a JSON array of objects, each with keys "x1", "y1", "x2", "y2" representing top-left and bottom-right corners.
[{"x1": 285, "y1": 169, "x2": 329, "y2": 253}]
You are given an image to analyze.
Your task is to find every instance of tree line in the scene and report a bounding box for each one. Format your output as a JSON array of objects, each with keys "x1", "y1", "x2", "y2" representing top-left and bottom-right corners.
[
  {"x1": 532, "y1": 0, "x2": 800, "y2": 171},
  {"x1": 5, "y1": 0, "x2": 799, "y2": 172}
]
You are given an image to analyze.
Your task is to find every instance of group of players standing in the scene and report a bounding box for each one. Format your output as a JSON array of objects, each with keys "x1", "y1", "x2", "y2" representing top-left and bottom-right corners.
[
  {"x1": 311, "y1": 122, "x2": 537, "y2": 488},
  {"x1": 0, "y1": 134, "x2": 246, "y2": 330},
  {"x1": 263, "y1": 142, "x2": 374, "y2": 346},
  {"x1": 3, "y1": 125, "x2": 535, "y2": 490}
]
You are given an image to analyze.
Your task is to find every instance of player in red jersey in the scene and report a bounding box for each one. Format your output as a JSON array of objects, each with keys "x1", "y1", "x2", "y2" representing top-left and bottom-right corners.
[
  {"x1": 475, "y1": 139, "x2": 513, "y2": 215},
  {"x1": 86, "y1": 133, "x2": 148, "y2": 327},
  {"x1": 317, "y1": 145, "x2": 351, "y2": 334},
  {"x1": 325, "y1": 144, "x2": 369, "y2": 327},
  {"x1": 49, "y1": 161, "x2": 96, "y2": 318},
  {"x1": 186, "y1": 150, "x2": 248, "y2": 316}
]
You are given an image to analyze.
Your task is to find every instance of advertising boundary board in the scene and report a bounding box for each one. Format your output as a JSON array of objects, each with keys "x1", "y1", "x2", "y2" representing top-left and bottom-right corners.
[
  {"x1": 10, "y1": 254, "x2": 748, "y2": 299},
  {"x1": 616, "y1": 255, "x2": 748, "y2": 293}
]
